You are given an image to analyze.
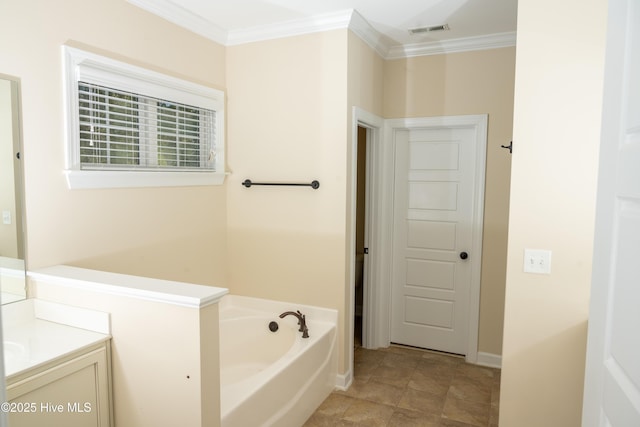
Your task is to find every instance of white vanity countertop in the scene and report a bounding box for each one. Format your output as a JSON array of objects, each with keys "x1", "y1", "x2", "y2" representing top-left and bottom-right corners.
[{"x1": 3, "y1": 299, "x2": 111, "y2": 378}]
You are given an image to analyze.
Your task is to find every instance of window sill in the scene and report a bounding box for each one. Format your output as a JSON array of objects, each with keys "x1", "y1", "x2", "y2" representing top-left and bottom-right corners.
[{"x1": 64, "y1": 170, "x2": 227, "y2": 190}]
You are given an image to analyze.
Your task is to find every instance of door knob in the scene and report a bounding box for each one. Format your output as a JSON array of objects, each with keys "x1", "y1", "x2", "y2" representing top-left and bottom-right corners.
[{"x1": 460, "y1": 252, "x2": 469, "y2": 260}]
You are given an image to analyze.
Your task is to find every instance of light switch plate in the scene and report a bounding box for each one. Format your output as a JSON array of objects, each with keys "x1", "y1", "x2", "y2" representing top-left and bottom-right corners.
[{"x1": 524, "y1": 249, "x2": 552, "y2": 274}]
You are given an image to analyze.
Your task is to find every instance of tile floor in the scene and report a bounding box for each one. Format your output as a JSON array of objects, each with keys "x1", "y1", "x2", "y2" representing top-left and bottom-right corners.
[{"x1": 304, "y1": 345, "x2": 500, "y2": 426}]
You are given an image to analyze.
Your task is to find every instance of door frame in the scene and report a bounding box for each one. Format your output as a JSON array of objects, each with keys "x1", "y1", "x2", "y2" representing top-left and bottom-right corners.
[
  {"x1": 351, "y1": 108, "x2": 393, "y2": 354},
  {"x1": 349, "y1": 111, "x2": 487, "y2": 374},
  {"x1": 346, "y1": 107, "x2": 390, "y2": 389},
  {"x1": 349, "y1": 108, "x2": 386, "y2": 360},
  {"x1": 383, "y1": 115, "x2": 486, "y2": 363}
]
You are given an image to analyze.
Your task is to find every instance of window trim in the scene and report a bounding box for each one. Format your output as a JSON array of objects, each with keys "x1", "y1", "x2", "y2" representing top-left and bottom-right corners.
[{"x1": 62, "y1": 46, "x2": 226, "y2": 189}]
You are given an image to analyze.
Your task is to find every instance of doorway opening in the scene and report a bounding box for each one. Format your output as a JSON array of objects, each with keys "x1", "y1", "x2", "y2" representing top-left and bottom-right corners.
[
  {"x1": 348, "y1": 113, "x2": 486, "y2": 389},
  {"x1": 354, "y1": 125, "x2": 368, "y2": 347}
]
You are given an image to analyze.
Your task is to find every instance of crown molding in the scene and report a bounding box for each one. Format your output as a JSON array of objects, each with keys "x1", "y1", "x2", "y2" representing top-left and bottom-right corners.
[
  {"x1": 385, "y1": 31, "x2": 517, "y2": 59},
  {"x1": 127, "y1": 0, "x2": 228, "y2": 44},
  {"x1": 128, "y1": 0, "x2": 516, "y2": 59},
  {"x1": 226, "y1": 9, "x2": 353, "y2": 46},
  {"x1": 347, "y1": 10, "x2": 393, "y2": 59}
]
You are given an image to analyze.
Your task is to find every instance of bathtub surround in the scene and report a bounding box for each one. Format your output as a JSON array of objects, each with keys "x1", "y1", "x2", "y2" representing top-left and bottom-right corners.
[{"x1": 28, "y1": 266, "x2": 228, "y2": 427}]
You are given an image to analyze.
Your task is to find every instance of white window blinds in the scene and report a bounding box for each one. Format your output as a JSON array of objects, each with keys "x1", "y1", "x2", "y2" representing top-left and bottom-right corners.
[
  {"x1": 78, "y1": 82, "x2": 216, "y2": 171},
  {"x1": 63, "y1": 46, "x2": 225, "y2": 189}
]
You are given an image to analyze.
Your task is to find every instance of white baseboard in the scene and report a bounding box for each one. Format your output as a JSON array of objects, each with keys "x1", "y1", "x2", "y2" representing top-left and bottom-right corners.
[
  {"x1": 334, "y1": 370, "x2": 352, "y2": 391},
  {"x1": 476, "y1": 352, "x2": 502, "y2": 369}
]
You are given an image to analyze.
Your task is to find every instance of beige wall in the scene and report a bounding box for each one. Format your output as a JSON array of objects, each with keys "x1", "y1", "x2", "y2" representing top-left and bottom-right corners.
[
  {"x1": 225, "y1": 30, "x2": 351, "y2": 371},
  {"x1": 347, "y1": 33, "x2": 385, "y2": 118},
  {"x1": 0, "y1": 0, "x2": 228, "y2": 285},
  {"x1": 500, "y1": 0, "x2": 607, "y2": 425},
  {"x1": 383, "y1": 48, "x2": 516, "y2": 355}
]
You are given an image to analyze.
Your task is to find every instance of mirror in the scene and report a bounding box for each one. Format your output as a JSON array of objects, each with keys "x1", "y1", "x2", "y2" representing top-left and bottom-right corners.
[{"x1": 0, "y1": 74, "x2": 26, "y2": 304}]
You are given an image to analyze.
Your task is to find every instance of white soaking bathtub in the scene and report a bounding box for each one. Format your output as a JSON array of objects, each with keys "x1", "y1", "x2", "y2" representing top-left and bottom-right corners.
[{"x1": 219, "y1": 295, "x2": 338, "y2": 427}]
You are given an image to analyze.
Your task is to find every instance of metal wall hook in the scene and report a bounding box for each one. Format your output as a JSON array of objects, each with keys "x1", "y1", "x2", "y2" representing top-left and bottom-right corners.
[{"x1": 501, "y1": 141, "x2": 513, "y2": 153}]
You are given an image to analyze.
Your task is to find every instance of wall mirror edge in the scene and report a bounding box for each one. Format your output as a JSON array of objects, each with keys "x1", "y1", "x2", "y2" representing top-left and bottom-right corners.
[{"x1": 0, "y1": 73, "x2": 27, "y2": 306}]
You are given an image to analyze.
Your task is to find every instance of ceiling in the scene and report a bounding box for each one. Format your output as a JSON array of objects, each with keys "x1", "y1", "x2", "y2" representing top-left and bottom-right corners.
[{"x1": 129, "y1": 0, "x2": 518, "y2": 58}]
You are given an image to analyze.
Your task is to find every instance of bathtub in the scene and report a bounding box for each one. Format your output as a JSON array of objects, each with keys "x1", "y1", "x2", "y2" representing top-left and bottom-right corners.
[{"x1": 219, "y1": 295, "x2": 338, "y2": 427}]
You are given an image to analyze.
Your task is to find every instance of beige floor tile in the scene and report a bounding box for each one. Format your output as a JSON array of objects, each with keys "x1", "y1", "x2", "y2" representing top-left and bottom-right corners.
[
  {"x1": 385, "y1": 344, "x2": 430, "y2": 358},
  {"x1": 303, "y1": 413, "x2": 339, "y2": 427},
  {"x1": 489, "y1": 404, "x2": 499, "y2": 427},
  {"x1": 303, "y1": 413, "x2": 358, "y2": 427},
  {"x1": 415, "y1": 359, "x2": 459, "y2": 379},
  {"x1": 355, "y1": 347, "x2": 386, "y2": 364},
  {"x1": 372, "y1": 363, "x2": 415, "y2": 382},
  {"x1": 340, "y1": 398, "x2": 395, "y2": 426},
  {"x1": 313, "y1": 393, "x2": 356, "y2": 418},
  {"x1": 397, "y1": 387, "x2": 446, "y2": 415},
  {"x1": 447, "y1": 375, "x2": 492, "y2": 404},
  {"x1": 439, "y1": 418, "x2": 481, "y2": 427},
  {"x1": 371, "y1": 373, "x2": 411, "y2": 389},
  {"x1": 421, "y1": 351, "x2": 464, "y2": 366},
  {"x1": 454, "y1": 363, "x2": 496, "y2": 382},
  {"x1": 490, "y1": 380, "x2": 500, "y2": 407},
  {"x1": 388, "y1": 408, "x2": 441, "y2": 427},
  {"x1": 308, "y1": 347, "x2": 501, "y2": 427},
  {"x1": 408, "y1": 368, "x2": 453, "y2": 396},
  {"x1": 335, "y1": 378, "x2": 369, "y2": 399},
  {"x1": 442, "y1": 397, "x2": 491, "y2": 427},
  {"x1": 354, "y1": 360, "x2": 378, "y2": 381},
  {"x1": 381, "y1": 352, "x2": 422, "y2": 370},
  {"x1": 360, "y1": 379, "x2": 405, "y2": 406}
]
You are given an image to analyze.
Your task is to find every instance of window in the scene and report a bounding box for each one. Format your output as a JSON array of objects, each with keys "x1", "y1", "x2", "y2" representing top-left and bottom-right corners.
[{"x1": 63, "y1": 46, "x2": 225, "y2": 189}]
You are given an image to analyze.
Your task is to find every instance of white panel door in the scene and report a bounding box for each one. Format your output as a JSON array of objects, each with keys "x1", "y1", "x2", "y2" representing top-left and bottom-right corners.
[
  {"x1": 391, "y1": 123, "x2": 482, "y2": 355},
  {"x1": 582, "y1": 0, "x2": 640, "y2": 425}
]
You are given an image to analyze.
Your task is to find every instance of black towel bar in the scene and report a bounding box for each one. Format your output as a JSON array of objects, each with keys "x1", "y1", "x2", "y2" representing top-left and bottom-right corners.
[{"x1": 242, "y1": 179, "x2": 320, "y2": 190}]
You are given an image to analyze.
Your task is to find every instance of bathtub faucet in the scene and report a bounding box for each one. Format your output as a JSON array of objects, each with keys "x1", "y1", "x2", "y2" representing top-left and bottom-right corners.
[{"x1": 279, "y1": 310, "x2": 309, "y2": 338}]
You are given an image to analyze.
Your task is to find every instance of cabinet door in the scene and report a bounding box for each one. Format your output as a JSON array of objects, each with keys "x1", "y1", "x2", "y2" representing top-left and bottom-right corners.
[{"x1": 7, "y1": 346, "x2": 111, "y2": 427}]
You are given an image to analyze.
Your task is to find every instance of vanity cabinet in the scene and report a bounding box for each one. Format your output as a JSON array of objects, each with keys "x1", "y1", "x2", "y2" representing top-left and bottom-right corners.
[{"x1": 6, "y1": 340, "x2": 112, "y2": 427}]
